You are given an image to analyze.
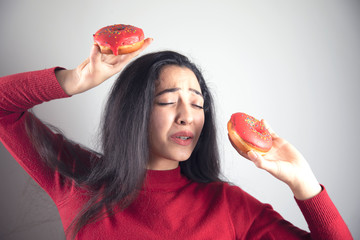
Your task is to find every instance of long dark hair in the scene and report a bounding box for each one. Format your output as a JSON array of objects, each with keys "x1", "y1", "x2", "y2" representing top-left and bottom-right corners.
[{"x1": 25, "y1": 51, "x2": 223, "y2": 239}]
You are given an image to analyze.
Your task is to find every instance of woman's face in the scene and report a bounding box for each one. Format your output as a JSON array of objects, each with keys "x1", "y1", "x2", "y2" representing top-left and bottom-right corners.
[{"x1": 148, "y1": 65, "x2": 205, "y2": 170}]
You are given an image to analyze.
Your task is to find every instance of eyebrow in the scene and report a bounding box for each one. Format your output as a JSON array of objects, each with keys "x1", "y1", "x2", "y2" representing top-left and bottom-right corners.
[{"x1": 155, "y1": 88, "x2": 203, "y2": 98}]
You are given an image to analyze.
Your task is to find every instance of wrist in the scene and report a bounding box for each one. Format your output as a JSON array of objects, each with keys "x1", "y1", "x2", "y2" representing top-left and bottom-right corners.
[
  {"x1": 290, "y1": 177, "x2": 322, "y2": 200},
  {"x1": 55, "y1": 69, "x2": 79, "y2": 96}
]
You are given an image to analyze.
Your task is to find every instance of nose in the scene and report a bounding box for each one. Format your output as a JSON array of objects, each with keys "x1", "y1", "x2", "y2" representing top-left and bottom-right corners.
[{"x1": 175, "y1": 102, "x2": 193, "y2": 125}]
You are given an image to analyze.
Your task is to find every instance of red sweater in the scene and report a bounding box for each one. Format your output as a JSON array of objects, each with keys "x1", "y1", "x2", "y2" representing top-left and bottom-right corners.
[{"x1": 0, "y1": 68, "x2": 353, "y2": 240}]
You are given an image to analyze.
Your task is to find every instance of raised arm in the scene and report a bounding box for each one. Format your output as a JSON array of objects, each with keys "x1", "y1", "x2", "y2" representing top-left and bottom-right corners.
[
  {"x1": 228, "y1": 121, "x2": 353, "y2": 239},
  {"x1": 0, "y1": 38, "x2": 153, "y2": 201}
]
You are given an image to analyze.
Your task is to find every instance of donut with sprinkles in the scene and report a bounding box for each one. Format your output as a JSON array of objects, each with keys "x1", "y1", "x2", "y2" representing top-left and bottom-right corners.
[
  {"x1": 93, "y1": 24, "x2": 145, "y2": 55},
  {"x1": 227, "y1": 112, "x2": 272, "y2": 155}
]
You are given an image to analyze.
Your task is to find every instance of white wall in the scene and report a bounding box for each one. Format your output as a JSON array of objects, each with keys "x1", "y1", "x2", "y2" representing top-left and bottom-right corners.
[{"x1": 1, "y1": 0, "x2": 359, "y2": 239}]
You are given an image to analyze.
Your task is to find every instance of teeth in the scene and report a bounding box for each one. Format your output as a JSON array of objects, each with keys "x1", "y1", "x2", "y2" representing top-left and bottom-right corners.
[{"x1": 177, "y1": 136, "x2": 190, "y2": 140}]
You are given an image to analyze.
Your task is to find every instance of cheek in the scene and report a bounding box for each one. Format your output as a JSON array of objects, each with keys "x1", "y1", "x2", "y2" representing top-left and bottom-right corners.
[
  {"x1": 196, "y1": 113, "x2": 205, "y2": 132},
  {"x1": 149, "y1": 108, "x2": 174, "y2": 138}
]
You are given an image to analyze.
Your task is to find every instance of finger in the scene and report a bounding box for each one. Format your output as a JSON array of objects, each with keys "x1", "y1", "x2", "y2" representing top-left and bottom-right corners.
[
  {"x1": 262, "y1": 119, "x2": 279, "y2": 139},
  {"x1": 248, "y1": 150, "x2": 278, "y2": 173},
  {"x1": 247, "y1": 150, "x2": 259, "y2": 164},
  {"x1": 138, "y1": 38, "x2": 154, "y2": 52},
  {"x1": 90, "y1": 44, "x2": 102, "y2": 65},
  {"x1": 144, "y1": 37, "x2": 154, "y2": 47}
]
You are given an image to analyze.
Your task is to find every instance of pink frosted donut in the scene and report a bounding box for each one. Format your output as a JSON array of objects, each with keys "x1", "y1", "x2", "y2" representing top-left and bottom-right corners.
[
  {"x1": 93, "y1": 24, "x2": 144, "y2": 55},
  {"x1": 228, "y1": 112, "x2": 272, "y2": 155}
]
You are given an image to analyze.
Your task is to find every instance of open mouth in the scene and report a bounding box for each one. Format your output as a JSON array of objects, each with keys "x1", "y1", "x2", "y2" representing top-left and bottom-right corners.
[
  {"x1": 171, "y1": 131, "x2": 194, "y2": 146},
  {"x1": 176, "y1": 136, "x2": 191, "y2": 140}
]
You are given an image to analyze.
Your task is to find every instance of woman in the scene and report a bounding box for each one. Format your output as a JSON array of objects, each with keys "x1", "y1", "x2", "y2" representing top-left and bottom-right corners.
[{"x1": 0, "y1": 38, "x2": 353, "y2": 239}]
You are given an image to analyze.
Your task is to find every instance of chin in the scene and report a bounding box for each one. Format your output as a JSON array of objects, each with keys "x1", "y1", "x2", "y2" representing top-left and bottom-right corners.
[
  {"x1": 149, "y1": 149, "x2": 192, "y2": 165},
  {"x1": 173, "y1": 149, "x2": 194, "y2": 161},
  {"x1": 169, "y1": 154, "x2": 191, "y2": 162}
]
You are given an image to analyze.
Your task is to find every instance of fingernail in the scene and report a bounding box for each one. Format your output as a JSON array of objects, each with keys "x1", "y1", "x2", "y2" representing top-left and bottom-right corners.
[{"x1": 248, "y1": 150, "x2": 258, "y2": 160}]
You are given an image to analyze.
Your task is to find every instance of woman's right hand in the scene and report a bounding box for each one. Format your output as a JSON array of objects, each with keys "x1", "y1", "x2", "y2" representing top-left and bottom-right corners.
[{"x1": 56, "y1": 38, "x2": 153, "y2": 95}]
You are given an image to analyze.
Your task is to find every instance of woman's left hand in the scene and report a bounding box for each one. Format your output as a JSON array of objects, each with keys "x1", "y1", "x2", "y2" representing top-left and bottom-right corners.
[{"x1": 229, "y1": 121, "x2": 322, "y2": 200}]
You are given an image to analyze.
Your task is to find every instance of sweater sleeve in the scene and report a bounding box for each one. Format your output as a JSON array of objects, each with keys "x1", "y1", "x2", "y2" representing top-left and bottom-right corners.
[
  {"x1": 0, "y1": 68, "x2": 70, "y2": 118},
  {"x1": 225, "y1": 184, "x2": 353, "y2": 239},
  {"x1": 295, "y1": 185, "x2": 353, "y2": 239},
  {"x1": 0, "y1": 68, "x2": 77, "y2": 203}
]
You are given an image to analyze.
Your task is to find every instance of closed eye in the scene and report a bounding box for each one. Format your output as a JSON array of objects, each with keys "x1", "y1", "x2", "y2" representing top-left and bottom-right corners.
[
  {"x1": 192, "y1": 104, "x2": 204, "y2": 109},
  {"x1": 157, "y1": 102, "x2": 175, "y2": 106},
  {"x1": 157, "y1": 102, "x2": 203, "y2": 109}
]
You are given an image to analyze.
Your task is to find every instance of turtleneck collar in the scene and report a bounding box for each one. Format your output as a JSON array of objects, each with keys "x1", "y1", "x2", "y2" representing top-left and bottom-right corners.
[{"x1": 142, "y1": 166, "x2": 191, "y2": 191}]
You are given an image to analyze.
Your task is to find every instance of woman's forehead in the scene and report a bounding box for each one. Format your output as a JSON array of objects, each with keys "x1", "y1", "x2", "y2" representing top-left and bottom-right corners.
[{"x1": 156, "y1": 65, "x2": 201, "y2": 91}]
